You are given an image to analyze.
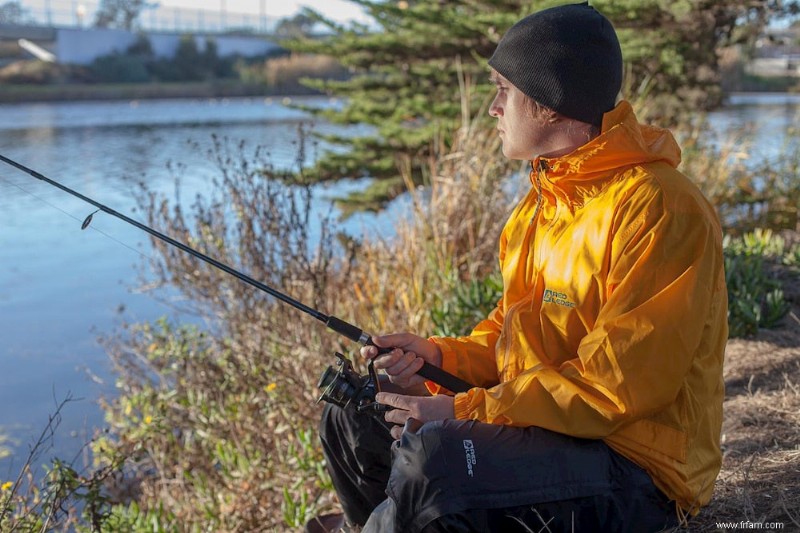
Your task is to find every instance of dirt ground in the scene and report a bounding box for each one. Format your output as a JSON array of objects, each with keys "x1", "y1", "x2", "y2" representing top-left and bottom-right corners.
[{"x1": 689, "y1": 252, "x2": 800, "y2": 531}]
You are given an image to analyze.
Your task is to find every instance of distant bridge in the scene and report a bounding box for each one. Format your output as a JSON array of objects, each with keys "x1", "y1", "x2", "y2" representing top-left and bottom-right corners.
[
  {"x1": 0, "y1": 23, "x2": 281, "y2": 65},
  {"x1": 0, "y1": 1, "x2": 287, "y2": 66},
  {"x1": 8, "y1": 0, "x2": 278, "y2": 35}
]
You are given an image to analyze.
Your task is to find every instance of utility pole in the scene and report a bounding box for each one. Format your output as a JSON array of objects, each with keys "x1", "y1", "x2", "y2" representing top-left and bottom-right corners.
[{"x1": 260, "y1": 0, "x2": 266, "y2": 33}]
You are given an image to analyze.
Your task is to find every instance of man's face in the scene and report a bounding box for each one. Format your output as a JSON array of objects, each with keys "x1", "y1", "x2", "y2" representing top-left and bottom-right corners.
[{"x1": 488, "y1": 71, "x2": 560, "y2": 160}]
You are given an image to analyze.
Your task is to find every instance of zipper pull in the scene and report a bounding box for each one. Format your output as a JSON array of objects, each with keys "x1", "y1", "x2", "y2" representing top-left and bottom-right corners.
[{"x1": 529, "y1": 162, "x2": 545, "y2": 226}]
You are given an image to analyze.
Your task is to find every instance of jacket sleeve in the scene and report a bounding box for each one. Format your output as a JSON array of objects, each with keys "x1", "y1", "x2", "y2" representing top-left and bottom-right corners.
[
  {"x1": 428, "y1": 304, "x2": 504, "y2": 391},
  {"x1": 450, "y1": 185, "x2": 726, "y2": 437}
]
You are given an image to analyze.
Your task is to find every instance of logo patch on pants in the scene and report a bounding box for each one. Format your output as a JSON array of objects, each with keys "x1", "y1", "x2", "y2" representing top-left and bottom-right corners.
[{"x1": 463, "y1": 439, "x2": 477, "y2": 477}]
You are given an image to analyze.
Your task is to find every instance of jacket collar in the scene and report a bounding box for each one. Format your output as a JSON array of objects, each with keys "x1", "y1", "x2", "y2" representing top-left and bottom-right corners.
[{"x1": 529, "y1": 101, "x2": 682, "y2": 207}]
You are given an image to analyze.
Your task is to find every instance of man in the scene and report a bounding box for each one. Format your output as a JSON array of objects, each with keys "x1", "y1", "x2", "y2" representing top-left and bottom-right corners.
[{"x1": 315, "y1": 3, "x2": 727, "y2": 531}]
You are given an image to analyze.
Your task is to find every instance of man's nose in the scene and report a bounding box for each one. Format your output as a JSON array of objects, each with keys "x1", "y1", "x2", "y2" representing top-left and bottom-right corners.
[{"x1": 489, "y1": 97, "x2": 503, "y2": 117}]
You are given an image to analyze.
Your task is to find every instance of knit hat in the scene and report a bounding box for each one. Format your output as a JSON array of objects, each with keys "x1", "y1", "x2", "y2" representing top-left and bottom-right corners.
[{"x1": 488, "y1": 2, "x2": 622, "y2": 127}]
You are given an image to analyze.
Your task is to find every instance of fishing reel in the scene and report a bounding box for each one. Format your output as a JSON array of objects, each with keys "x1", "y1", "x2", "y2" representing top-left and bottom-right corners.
[{"x1": 317, "y1": 352, "x2": 391, "y2": 414}]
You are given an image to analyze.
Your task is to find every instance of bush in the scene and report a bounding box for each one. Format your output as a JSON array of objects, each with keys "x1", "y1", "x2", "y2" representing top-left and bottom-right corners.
[
  {"x1": 89, "y1": 136, "x2": 347, "y2": 530},
  {"x1": 0, "y1": 60, "x2": 87, "y2": 84},
  {"x1": 96, "y1": 318, "x2": 334, "y2": 530},
  {"x1": 89, "y1": 54, "x2": 150, "y2": 83},
  {"x1": 678, "y1": 119, "x2": 800, "y2": 234},
  {"x1": 88, "y1": 35, "x2": 238, "y2": 84},
  {"x1": 431, "y1": 270, "x2": 502, "y2": 337},
  {"x1": 724, "y1": 229, "x2": 794, "y2": 337}
]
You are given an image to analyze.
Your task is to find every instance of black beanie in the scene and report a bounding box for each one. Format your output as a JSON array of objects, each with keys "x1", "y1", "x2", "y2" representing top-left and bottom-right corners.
[{"x1": 488, "y1": 2, "x2": 622, "y2": 127}]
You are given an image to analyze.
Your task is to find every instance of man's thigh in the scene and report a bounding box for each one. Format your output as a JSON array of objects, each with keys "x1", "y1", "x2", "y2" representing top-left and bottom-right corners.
[{"x1": 383, "y1": 419, "x2": 674, "y2": 532}]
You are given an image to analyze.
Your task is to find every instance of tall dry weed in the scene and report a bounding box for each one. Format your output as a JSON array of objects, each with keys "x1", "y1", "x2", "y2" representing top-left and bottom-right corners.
[
  {"x1": 95, "y1": 90, "x2": 518, "y2": 527},
  {"x1": 343, "y1": 96, "x2": 519, "y2": 340}
]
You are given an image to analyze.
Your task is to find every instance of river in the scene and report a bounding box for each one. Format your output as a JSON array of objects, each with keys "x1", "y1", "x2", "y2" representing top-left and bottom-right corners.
[{"x1": 0, "y1": 93, "x2": 798, "y2": 476}]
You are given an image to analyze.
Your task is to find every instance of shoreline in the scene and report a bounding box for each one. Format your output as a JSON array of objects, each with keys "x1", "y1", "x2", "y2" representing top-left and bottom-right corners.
[
  {"x1": 0, "y1": 81, "x2": 320, "y2": 104},
  {"x1": 1, "y1": 82, "x2": 797, "y2": 106}
]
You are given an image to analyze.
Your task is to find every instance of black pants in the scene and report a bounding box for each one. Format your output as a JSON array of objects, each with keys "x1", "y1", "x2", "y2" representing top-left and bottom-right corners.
[{"x1": 320, "y1": 404, "x2": 679, "y2": 532}]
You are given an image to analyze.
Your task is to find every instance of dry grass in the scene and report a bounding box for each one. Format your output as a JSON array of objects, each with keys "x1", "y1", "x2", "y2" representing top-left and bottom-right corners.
[
  {"x1": 238, "y1": 53, "x2": 349, "y2": 94},
  {"x1": 341, "y1": 97, "x2": 518, "y2": 340}
]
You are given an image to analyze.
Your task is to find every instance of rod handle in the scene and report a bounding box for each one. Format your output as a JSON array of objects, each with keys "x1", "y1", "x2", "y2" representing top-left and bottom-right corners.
[
  {"x1": 366, "y1": 338, "x2": 474, "y2": 394},
  {"x1": 326, "y1": 315, "x2": 475, "y2": 394},
  {"x1": 417, "y1": 361, "x2": 473, "y2": 393}
]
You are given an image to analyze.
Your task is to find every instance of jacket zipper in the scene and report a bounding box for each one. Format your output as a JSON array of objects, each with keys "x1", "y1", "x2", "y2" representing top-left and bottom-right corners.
[
  {"x1": 529, "y1": 159, "x2": 546, "y2": 226},
  {"x1": 501, "y1": 160, "x2": 548, "y2": 379}
]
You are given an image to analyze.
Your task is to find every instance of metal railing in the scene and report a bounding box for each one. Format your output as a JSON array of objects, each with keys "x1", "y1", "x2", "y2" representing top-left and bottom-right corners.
[{"x1": 14, "y1": 0, "x2": 277, "y2": 34}]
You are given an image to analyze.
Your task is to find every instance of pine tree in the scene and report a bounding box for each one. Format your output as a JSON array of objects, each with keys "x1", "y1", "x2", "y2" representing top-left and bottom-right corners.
[
  {"x1": 285, "y1": 0, "x2": 797, "y2": 212},
  {"x1": 284, "y1": 0, "x2": 544, "y2": 213}
]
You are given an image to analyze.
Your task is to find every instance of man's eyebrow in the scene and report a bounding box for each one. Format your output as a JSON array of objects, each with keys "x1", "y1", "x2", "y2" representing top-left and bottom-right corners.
[{"x1": 489, "y1": 70, "x2": 506, "y2": 85}]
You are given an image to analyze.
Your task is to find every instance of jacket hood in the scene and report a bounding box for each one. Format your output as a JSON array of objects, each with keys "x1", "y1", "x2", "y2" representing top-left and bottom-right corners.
[{"x1": 534, "y1": 101, "x2": 682, "y2": 205}]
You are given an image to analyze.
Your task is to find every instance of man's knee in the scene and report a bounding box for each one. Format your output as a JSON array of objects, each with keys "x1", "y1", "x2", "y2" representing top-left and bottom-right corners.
[{"x1": 318, "y1": 403, "x2": 346, "y2": 446}]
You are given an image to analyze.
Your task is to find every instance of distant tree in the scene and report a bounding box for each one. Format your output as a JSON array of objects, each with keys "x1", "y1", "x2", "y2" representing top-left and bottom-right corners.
[
  {"x1": 94, "y1": 0, "x2": 158, "y2": 30},
  {"x1": 169, "y1": 35, "x2": 205, "y2": 80},
  {"x1": 0, "y1": 1, "x2": 28, "y2": 24},
  {"x1": 286, "y1": 0, "x2": 799, "y2": 212},
  {"x1": 274, "y1": 13, "x2": 317, "y2": 38},
  {"x1": 148, "y1": 35, "x2": 230, "y2": 82}
]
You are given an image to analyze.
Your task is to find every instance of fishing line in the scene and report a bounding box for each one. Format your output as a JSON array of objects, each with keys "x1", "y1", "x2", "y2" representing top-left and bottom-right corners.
[
  {"x1": 0, "y1": 153, "x2": 474, "y2": 393},
  {"x1": 0, "y1": 174, "x2": 156, "y2": 264}
]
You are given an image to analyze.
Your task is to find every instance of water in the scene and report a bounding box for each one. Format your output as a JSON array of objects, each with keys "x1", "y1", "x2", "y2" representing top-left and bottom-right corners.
[
  {"x1": 0, "y1": 93, "x2": 797, "y2": 478},
  {"x1": 713, "y1": 92, "x2": 800, "y2": 162}
]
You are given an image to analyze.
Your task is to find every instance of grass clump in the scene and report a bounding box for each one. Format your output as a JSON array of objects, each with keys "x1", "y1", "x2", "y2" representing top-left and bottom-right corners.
[{"x1": 724, "y1": 229, "x2": 798, "y2": 337}]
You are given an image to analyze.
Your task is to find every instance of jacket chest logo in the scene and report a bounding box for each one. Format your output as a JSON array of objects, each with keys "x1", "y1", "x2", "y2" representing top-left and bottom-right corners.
[{"x1": 543, "y1": 288, "x2": 576, "y2": 308}]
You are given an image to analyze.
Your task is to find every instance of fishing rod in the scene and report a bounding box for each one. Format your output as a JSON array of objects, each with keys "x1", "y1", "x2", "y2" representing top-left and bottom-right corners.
[{"x1": 0, "y1": 153, "x2": 474, "y2": 399}]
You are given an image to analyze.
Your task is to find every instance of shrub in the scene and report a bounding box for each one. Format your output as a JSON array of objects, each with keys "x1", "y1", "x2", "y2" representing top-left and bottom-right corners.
[
  {"x1": 90, "y1": 136, "x2": 347, "y2": 529},
  {"x1": 724, "y1": 229, "x2": 793, "y2": 337},
  {"x1": 89, "y1": 54, "x2": 150, "y2": 83},
  {"x1": 678, "y1": 119, "x2": 800, "y2": 234},
  {"x1": 431, "y1": 270, "x2": 502, "y2": 337}
]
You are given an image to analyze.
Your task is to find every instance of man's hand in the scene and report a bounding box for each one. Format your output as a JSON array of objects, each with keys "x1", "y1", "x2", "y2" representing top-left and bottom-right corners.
[
  {"x1": 360, "y1": 333, "x2": 443, "y2": 389},
  {"x1": 376, "y1": 392, "x2": 455, "y2": 440}
]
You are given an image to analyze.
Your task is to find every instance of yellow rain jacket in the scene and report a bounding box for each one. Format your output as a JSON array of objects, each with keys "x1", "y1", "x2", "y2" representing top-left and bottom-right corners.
[{"x1": 430, "y1": 101, "x2": 727, "y2": 513}]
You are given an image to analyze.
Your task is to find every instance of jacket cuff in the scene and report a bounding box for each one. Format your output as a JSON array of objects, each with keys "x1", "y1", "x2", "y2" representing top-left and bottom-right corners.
[{"x1": 453, "y1": 391, "x2": 474, "y2": 420}]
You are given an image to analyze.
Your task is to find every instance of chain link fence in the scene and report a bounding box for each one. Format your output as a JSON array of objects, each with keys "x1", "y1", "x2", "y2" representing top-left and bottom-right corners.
[{"x1": 13, "y1": 0, "x2": 277, "y2": 34}]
